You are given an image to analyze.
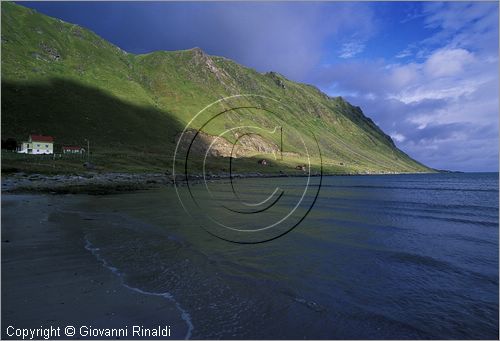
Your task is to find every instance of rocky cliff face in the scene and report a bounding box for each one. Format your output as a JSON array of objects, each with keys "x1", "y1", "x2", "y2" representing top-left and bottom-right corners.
[{"x1": 176, "y1": 130, "x2": 280, "y2": 158}]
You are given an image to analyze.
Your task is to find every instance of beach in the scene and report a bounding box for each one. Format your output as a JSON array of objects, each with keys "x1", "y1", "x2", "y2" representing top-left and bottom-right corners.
[
  {"x1": 1, "y1": 194, "x2": 191, "y2": 339},
  {"x1": 1, "y1": 173, "x2": 498, "y2": 339}
]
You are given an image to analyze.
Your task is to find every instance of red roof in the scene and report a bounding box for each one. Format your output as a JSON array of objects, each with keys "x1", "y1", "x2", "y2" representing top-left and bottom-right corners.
[
  {"x1": 30, "y1": 134, "x2": 54, "y2": 142},
  {"x1": 62, "y1": 146, "x2": 84, "y2": 150}
]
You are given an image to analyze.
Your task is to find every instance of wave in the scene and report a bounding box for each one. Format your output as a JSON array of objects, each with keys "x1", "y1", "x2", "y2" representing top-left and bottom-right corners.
[
  {"x1": 316, "y1": 202, "x2": 498, "y2": 228},
  {"x1": 84, "y1": 237, "x2": 194, "y2": 340},
  {"x1": 387, "y1": 250, "x2": 498, "y2": 285},
  {"x1": 322, "y1": 197, "x2": 499, "y2": 212},
  {"x1": 322, "y1": 184, "x2": 498, "y2": 192}
]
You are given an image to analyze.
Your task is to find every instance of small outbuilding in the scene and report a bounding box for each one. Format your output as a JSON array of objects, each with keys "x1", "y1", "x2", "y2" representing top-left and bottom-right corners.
[{"x1": 62, "y1": 146, "x2": 85, "y2": 154}]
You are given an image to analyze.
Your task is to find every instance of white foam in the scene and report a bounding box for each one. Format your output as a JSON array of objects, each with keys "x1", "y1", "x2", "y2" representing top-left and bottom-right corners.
[{"x1": 84, "y1": 237, "x2": 194, "y2": 339}]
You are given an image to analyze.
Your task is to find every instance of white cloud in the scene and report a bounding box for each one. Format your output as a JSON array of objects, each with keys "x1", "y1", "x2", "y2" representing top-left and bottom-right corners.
[
  {"x1": 395, "y1": 49, "x2": 412, "y2": 59},
  {"x1": 390, "y1": 133, "x2": 406, "y2": 142},
  {"x1": 424, "y1": 48, "x2": 474, "y2": 77},
  {"x1": 421, "y1": 2, "x2": 498, "y2": 55},
  {"x1": 391, "y1": 78, "x2": 483, "y2": 104},
  {"x1": 339, "y1": 41, "x2": 365, "y2": 59},
  {"x1": 389, "y1": 63, "x2": 420, "y2": 88},
  {"x1": 315, "y1": 3, "x2": 498, "y2": 171}
]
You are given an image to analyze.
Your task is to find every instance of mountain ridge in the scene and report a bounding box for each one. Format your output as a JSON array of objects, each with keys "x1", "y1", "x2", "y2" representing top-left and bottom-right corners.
[{"x1": 1, "y1": 2, "x2": 433, "y2": 174}]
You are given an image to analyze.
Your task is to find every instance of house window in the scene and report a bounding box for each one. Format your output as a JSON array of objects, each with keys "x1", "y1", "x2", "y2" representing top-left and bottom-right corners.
[
  {"x1": 36, "y1": 144, "x2": 40, "y2": 147},
  {"x1": 45, "y1": 144, "x2": 48, "y2": 148},
  {"x1": 36, "y1": 149, "x2": 39, "y2": 152}
]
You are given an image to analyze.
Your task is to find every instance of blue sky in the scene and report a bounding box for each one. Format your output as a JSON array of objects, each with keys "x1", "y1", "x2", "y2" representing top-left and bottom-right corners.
[{"x1": 21, "y1": 1, "x2": 499, "y2": 172}]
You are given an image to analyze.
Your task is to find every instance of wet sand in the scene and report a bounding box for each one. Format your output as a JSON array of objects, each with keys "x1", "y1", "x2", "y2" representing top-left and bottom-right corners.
[
  {"x1": 1, "y1": 194, "x2": 190, "y2": 339},
  {"x1": 3, "y1": 174, "x2": 496, "y2": 340}
]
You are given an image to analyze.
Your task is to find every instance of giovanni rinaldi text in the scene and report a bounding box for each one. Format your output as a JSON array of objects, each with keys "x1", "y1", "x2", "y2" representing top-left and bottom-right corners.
[{"x1": 6, "y1": 325, "x2": 172, "y2": 339}]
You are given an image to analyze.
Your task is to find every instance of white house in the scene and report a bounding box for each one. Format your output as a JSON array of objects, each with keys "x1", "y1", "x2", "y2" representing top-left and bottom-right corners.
[{"x1": 17, "y1": 134, "x2": 54, "y2": 154}]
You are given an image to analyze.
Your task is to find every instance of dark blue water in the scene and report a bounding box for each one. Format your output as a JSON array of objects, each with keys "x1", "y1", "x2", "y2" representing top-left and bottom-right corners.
[{"x1": 82, "y1": 173, "x2": 499, "y2": 339}]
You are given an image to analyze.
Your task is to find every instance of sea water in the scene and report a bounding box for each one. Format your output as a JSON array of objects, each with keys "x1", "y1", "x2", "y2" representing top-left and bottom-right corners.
[{"x1": 80, "y1": 173, "x2": 498, "y2": 339}]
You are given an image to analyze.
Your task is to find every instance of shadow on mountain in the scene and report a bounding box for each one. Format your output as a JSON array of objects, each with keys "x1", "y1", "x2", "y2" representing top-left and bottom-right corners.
[
  {"x1": 1, "y1": 78, "x2": 185, "y2": 155},
  {"x1": 1, "y1": 78, "x2": 288, "y2": 174}
]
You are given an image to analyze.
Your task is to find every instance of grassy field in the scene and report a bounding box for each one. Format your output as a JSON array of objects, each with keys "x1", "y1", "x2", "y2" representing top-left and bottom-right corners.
[{"x1": 1, "y1": 2, "x2": 434, "y2": 175}]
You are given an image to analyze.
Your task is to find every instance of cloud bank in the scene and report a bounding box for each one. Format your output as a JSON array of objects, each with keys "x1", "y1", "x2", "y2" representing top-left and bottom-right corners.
[{"x1": 313, "y1": 2, "x2": 498, "y2": 172}]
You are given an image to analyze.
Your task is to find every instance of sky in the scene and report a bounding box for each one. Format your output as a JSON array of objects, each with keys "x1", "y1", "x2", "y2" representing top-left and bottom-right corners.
[{"x1": 21, "y1": 1, "x2": 499, "y2": 172}]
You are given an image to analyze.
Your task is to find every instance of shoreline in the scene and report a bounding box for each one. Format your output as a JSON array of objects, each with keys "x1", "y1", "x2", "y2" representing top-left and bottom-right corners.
[
  {"x1": 2, "y1": 174, "x2": 497, "y2": 339},
  {"x1": 84, "y1": 237, "x2": 194, "y2": 339},
  {"x1": 2, "y1": 170, "x2": 440, "y2": 195},
  {"x1": 1, "y1": 194, "x2": 191, "y2": 339}
]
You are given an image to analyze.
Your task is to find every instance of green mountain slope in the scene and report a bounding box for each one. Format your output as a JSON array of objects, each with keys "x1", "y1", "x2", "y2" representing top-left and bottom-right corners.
[{"x1": 1, "y1": 2, "x2": 432, "y2": 174}]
